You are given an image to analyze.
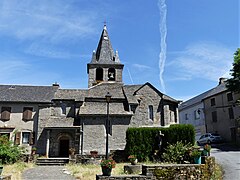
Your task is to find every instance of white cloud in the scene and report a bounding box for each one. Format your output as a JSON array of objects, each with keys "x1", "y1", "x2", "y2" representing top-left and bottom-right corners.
[
  {"x1": 0, "y1": 0, "x2": 97, "y2": 42},
  {"x1": 132, "y1": 63, "x2": 151, "y2": 70},
  {"x1": 167, "y1": 42, "x2": 233, "y2": 82}
]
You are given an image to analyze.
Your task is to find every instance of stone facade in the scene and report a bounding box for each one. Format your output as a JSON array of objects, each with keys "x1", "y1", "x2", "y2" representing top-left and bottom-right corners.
[{"x1": 0, "y1": 25, "x2": 179, "y2": 157}]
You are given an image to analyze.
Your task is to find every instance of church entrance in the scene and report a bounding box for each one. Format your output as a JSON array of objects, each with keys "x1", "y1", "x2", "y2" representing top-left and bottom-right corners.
[{"x1": 59, "y1": 139, "x2": 69, "y2": 157}]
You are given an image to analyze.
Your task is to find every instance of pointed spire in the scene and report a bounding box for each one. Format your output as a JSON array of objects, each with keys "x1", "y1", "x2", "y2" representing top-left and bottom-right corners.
[{"x1": 90, "y1": 25, "x2": 121, "y2": 64}]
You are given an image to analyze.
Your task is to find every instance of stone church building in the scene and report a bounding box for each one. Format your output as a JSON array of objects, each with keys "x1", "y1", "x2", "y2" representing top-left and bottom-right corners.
[{"x1": 0, "y1": 26, "x2": 179, "y2": 157}]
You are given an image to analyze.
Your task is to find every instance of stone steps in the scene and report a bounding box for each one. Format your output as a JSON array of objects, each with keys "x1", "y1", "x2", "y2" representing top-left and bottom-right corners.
[{"x1": 36, "y1": 158, "x2": 69, "y2": 166}]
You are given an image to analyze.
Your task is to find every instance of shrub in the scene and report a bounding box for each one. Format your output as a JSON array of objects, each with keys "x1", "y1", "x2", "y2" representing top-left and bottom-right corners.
[
  {"x1": 162, "y1": 141, "x2": 192, "y2": 163},
  {"x1": 0, "y1": 135, "x2": 23, "y2": 164},
  {"x1": 125, "y1": 124, "x2": 195, "y2": 161}
]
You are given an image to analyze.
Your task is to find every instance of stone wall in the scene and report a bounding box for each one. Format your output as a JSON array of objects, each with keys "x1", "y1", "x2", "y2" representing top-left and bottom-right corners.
[{"x1": 142, "y1": 156, "x2": 215, "y2": 179}]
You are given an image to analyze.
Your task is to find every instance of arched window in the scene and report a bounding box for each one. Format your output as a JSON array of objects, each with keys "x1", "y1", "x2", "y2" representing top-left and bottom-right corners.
[
  {"x1": 108, "y1": 68, "x2": 115, "y2": 81},
  {"x1": 96, "y1": 68, "x2": 103, "y2": 82},
  {"x1": 149, "y1": 105, "x2": 153, "y2": 120}
]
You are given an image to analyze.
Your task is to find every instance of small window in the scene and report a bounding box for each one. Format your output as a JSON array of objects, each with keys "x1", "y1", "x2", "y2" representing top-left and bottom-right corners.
[
  {"x1": 61, "y1": 103, "x2": 66, "y2": 115},
  {"x1": 22, "y1": 132, "x2": 30, "y2": 144},
  {"x1": 22, "y1": 107, "x2": 33, "y2": 120},
  {"x1": 1, "y1": 107, "x2": 11, "y2": 120},
  {"x1": 212, "y1": 111, "x2": 217, "y2": 122},
  {"x1": 227, "y1": 92, "x2": 233, "y2": 101},
  {"x1": 0, "y1": 133, "x2": 10, "y2": 140},
  {"x1": 96, "y1": 68, "x2": 103, "y2": 82},
  {"x1": 194, "y1": 110, "x2": 200, "y2": 120},
  {"x1": 108, "y1": 68, "x2": 115, "y2": 81},
  {"x1": 210, "y1": 98, "x2": 216, "y2": 106},
  {"x1": 185, "y1": 113, "x2": 188, "y2": 120},
  {"x1": 148, "y1": 105, "x2": 154, "y2": 120},
  {"x1": 228, "y1": 107, "x2": 234, "y2": 119}
]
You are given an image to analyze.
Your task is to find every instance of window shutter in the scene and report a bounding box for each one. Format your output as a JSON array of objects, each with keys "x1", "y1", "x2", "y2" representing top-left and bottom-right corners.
[
  {"x1": 23, "y1": 107, "x2": 33, "y2": 120},
  {"x1": 30, "y1": 132, "x2": 35, "y2": 145},
  {"x1": 15, "y1": 132, "x2": 21, "y2": 145},
  {"x1": 1, "y1": 107, "x2": 11, "y2": 120}
]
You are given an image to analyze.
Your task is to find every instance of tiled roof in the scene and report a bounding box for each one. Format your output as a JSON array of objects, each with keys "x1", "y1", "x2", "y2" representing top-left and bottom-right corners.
[
  {"x1": 0, "y1": 85, "x2": 58, "y2": 103},
  {"x1": 123, "y1": 85, "x2": 143, "y2": 104},
  {"x1": 203, "y1": 82, "x2": 227, "y2": 100}
]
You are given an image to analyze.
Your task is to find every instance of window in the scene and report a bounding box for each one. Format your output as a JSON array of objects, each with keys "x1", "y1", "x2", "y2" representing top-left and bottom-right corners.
[
  {"x1": 22, "y1": 132, "x2": 30, "y2": 144},
  {"x1": 96, "y1": 68, "x2": 103, "y2": 82},
  {"x1": 22, "y1": 107, "x2": 33, "y2": 120},
  {"x1": 185, "y1": 113, "x2": 188, "y2": 120},
  {"x1": 0, "y1": 133, "x2": 10, "y2": 140},
  {"x1": 61, "y1": 103, "x2": 66, "y2": 115},
  {"x1": 227, "y1": 92, "x2": 233, "y2": 101},
  {"x1": 228, "y1": 107, "x2": 234, "y2": 119},
  {"x1": 1, "y1": 107, "x2": 11, "y2": 120},
  {"x1": 212, "y1": 111, "x2": 217, "y2": 122},
  {"x1": 108, "y1": 68, "x2": 115, "y2": 81},
  {"x1": 194, "y1": 110, "x2": 200, "y2": 120},
  {"x1": 148, "y1": 105, "x2": 153, "y2": 120},
  {"x1": 210, "y1": 98, "x2": 216, "y2": 106}
]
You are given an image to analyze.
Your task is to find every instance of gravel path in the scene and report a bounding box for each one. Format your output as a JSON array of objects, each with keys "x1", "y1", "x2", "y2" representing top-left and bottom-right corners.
[{"x1": 22, "y1": 166, "x2": 75, "y2": 180}]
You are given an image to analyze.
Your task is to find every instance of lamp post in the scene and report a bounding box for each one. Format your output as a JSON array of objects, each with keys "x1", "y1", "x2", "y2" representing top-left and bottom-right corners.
[{"x1": 105, "y1": 92, "x2": 111, "y2": 160}]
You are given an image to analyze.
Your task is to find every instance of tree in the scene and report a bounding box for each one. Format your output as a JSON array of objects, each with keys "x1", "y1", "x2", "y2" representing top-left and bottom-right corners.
[
  {"x1": 227, "y1": 48, "x2": 240, "y2": 93},
  {"x1": 0, "y1": 135, "x2": 23, "y2": 164}
]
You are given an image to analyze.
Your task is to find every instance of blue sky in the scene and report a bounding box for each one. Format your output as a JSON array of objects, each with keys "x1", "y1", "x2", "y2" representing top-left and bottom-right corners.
[{"x1": 0, "y1": 0, "x2": 239, "y2": 101}]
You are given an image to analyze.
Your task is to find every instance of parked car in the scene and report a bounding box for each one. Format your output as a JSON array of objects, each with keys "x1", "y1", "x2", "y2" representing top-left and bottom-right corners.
[{"x1": 197, "y1": 133, "x2": 223, "y2": 145}]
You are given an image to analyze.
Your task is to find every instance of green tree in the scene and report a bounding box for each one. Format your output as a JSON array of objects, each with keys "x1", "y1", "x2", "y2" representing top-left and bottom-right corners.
[
  {"x1": 0, "y1": 135, "x2": 23, "y2": 164},
  {"x1": 227, "y1": 48, "x2": 240, "y2": 93}
]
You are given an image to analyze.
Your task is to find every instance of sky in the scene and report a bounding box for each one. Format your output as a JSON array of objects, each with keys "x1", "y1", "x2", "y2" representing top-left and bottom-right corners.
[{"x1": 0, "y1": 0, "x2": 239, "y2": 101}]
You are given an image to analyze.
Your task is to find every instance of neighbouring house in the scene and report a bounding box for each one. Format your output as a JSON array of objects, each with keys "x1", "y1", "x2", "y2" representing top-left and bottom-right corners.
[
  {"x1": 203, "y1": 78, "x2": 240, "y2": 144},
  {"x1": 0, "y1": 25, "x2": 179, "y2": 157},
  {"x1": 179, "y1": 78, "x2": 240, "y2": 145},
  {"x1": 179, "y1": 90, "x2": 210, "y2": 140}
]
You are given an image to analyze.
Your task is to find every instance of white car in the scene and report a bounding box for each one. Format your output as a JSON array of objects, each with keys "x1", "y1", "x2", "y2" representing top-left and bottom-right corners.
[{"x1": 197, "y1": 133, "x2": 223, "y2": 145}]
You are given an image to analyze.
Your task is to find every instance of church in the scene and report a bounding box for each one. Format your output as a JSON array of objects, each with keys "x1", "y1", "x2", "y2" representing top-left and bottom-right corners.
[{"x1": 0, "y1": 25, "x2": 179, "y2": 157}]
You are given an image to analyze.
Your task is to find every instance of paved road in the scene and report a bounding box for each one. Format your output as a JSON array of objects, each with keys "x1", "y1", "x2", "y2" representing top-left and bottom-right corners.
[
  {"x1": 211, "y1": 144, "x2": 240, "y2": 180},
  {"x1": 22, "y1": 166, "x2": 75, "y2": 180}
]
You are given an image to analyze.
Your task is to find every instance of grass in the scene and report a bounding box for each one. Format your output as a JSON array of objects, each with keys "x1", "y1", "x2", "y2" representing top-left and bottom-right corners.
[
  {"x1": 2, "y1": 162, "x2": 35, "y2": 180},
  {"x1": 211, "y1": 163, "x2": 224, "y2": 180},
  {"x1": 66, "y1": 163, "x2": 127, "y2": 180}
]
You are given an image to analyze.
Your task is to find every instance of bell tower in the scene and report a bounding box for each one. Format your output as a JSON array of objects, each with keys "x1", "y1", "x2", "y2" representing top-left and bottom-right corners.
[{"x1": 87, "y1": 25, "x2": 124, "y2": 88}]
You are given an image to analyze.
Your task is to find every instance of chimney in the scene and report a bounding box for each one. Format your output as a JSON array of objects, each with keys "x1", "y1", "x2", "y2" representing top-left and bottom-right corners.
[
  {"x1": 52, "y1": 82, "x2": 60, "y2": 87},
  {"x1": 219, "y1": 77, "x2": 227, "y2": 85}
]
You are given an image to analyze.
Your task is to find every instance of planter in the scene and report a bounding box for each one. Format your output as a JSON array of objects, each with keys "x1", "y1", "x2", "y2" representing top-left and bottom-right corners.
[
  {"x1": 101, "y1": 166, "x2": 112, "y2": 176},
  {"x1": 0, "y1": 166, "x2": 3, "y2": 175},
  {"x1": 194, "y1": 156, "x2": 201, "y2": 164},
  {"x1": 130, "y1": 159, "x2": 138, "y2": 165}
]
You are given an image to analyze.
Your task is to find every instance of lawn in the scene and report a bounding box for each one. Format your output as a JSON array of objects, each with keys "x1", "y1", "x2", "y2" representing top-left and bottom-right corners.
[{"x1": 1, "y1": 162, "x2": 35, "y2": 180}]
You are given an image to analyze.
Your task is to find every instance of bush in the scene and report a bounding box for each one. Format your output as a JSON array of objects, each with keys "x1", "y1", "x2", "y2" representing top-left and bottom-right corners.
[
  {"x1": 0, "y1": 135, "x2": 23, "y2": 164},
  {"x1": 125, "y1": 124, "x2": 195, "y2": 161},
  {"x1": 162, "y1": 141, "x2": 192, "y2": 163}
]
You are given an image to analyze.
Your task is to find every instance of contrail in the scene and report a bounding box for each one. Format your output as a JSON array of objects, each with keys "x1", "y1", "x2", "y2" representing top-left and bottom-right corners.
[
  {"x1": 158, "y1": 0, "x2": 167, "y2": 93},
  {"x1": 127, "y1": 67, "x2": 134, "y2": 84}
]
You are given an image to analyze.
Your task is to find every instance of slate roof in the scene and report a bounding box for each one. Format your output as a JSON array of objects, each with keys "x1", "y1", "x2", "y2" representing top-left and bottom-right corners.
[
  {"x1": 54, "y1": 89, "x2": 87, "y2": 101},
  {"x1": 203, "y1": 82, "x2": 227, "y2": 100},
  {"x1": 89, "y1": 25, "x2": 122, "y2": 65},
  {"x1": 86, "y1": 82, "x2": 125, "y2": 99},
  {"x1": 179, "y1": 82, "x2": 227, "y2": 110},
  {"x1": 179, "y1": 90, "x2": 212, "y2": 110},
  {"x1": 0, "y1": 85, "x2": 58, "y2": 103}
]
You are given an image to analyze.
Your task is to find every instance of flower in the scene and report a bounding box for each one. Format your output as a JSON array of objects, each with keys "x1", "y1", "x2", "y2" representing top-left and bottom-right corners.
[
  {"x1": 128, "y1": 155, "x2": 136, "y2": 162},
  {"x1": 100, "y1": 158, "x2": 116, "y2": 169},
  {"x1": 204, "y1": 144, "x2": 211, "y2": 152}
]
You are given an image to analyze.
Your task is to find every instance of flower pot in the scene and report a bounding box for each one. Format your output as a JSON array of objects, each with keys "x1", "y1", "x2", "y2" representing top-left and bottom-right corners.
[
  {"x1": 194, "y1": 156, "x2": 201, "y2": 164},
  {"x1": 101, "y1": 166, "x2": 112, "y2": 176},
  {"x1": 130, "y1": 159, "x2": 138, "y2": 165},
  {"x1": 0, "y1": 166, "x2": 3, "y2": 175}
]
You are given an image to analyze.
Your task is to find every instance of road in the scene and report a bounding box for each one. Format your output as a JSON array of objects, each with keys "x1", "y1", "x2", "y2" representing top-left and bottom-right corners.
[{"x1": 211, "y1": 144, "x2": 240, "y2": 180}]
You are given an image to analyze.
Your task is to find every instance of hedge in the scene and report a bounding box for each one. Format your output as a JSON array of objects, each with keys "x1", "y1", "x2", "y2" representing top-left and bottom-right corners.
[{"x1": 125, "y1": 124, "x2": 195, "y2": 161}]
